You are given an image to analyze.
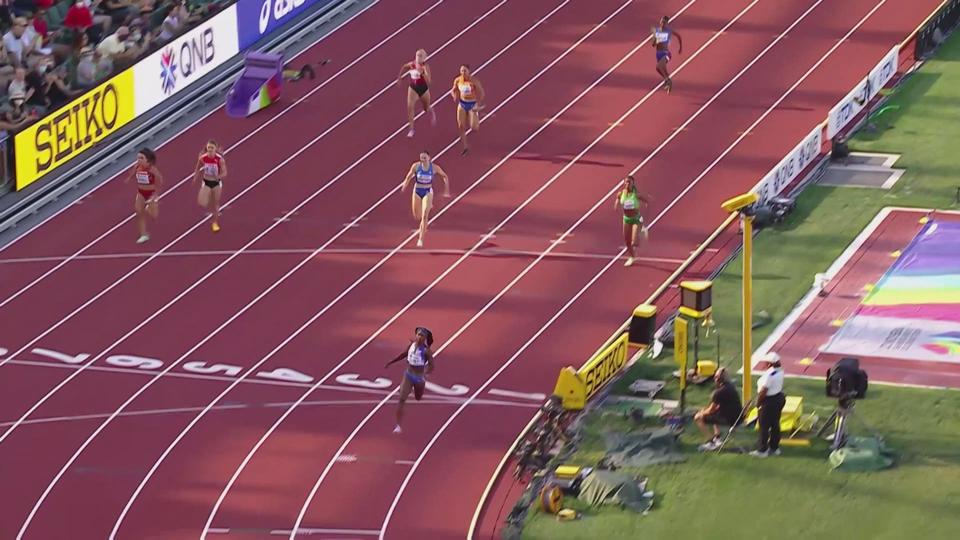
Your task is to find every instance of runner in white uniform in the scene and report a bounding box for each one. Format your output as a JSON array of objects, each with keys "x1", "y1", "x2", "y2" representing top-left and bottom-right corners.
[{"x1": 384, "y1": 327, "x2": 435, "y2": 433}]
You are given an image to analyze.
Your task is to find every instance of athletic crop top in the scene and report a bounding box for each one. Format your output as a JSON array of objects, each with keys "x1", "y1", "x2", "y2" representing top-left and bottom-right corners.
[
  {"x1": 135, "y1": 164, "x2": 155, "y2": 186},
  {"x1": 200, "y1": 153, "x2": 224, "y2": 179},
  {"x1": 621, "y1": 189, "x2": 640, "y2": 211},
  {"x1": 654, "y1": 28, "x2": 671, "y2": 46},
  {"x1": 415, "y1": 163, "x2": 434, "y2": 186},
  {"x1": 454, "y1": 76, "x2": 476, "y2": 102},
  {"x1": 407, "y1": 342, "x2": 428, "y2": 367}
]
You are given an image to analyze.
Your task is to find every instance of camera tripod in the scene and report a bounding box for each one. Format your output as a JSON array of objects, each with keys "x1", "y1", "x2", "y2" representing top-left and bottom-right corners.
[{"x1": 815, "y1": 397, "x2": 880, "y2": 451}]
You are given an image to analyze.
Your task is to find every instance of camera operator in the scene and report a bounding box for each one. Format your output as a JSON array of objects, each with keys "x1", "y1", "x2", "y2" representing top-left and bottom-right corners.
[
  {"x1": 694, "y1": 367, "x2": 742, "y2": 451},
  {"x1": 750, "y1": 352, "x2": 785, "y2": 458}
]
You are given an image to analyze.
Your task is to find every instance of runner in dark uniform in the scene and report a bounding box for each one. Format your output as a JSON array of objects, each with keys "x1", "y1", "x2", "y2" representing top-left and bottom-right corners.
[{"x1": 399, "y1": 49, "x2": 437, "y2": 138}]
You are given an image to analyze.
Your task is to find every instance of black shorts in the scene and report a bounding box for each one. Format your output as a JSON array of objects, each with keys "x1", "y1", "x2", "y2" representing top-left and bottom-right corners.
[
  {"x1": 411, "y1": 82, "x2": 429, "y2": 97},
  {"x1": 203, "y1": 179, "x2": 221, "y2": 189},
  {"x1": 702, "y1": 412, "x2": 736, "y2": 426}
]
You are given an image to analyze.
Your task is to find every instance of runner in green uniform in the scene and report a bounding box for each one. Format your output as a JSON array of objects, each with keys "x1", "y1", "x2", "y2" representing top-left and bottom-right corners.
[{"x1": 613, "y1": 175, "x2": 649, "y2": 266}]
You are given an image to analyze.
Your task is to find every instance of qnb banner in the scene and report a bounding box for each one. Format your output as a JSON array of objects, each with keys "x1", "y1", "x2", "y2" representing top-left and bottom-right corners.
[
  {"x1": 753, "y1": 125, "x2": 822, "y2": 205},
  {"x1": 134, "y1": 5, "x2": 240, "y2": 116},
  {"x1": 827, "y1": 45, "x2": 899, "y2": 138},
  {"x1": 237, "y1": 0, "x2": 340, "y2": 50},
  {"x1": 14, "y1": 70, "x2": 136, "y2": 190}
]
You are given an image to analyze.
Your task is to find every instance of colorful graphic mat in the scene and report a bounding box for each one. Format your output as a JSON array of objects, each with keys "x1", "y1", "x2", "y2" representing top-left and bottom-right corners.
[{"x1": 822, "y1": 221, "x2": 960, "y2": 363}]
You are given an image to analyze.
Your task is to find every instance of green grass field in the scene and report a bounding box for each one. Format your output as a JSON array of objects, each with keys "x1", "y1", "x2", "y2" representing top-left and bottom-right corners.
[{"x1": 520, "y1": 32, "x2": 960, "y2": 540}]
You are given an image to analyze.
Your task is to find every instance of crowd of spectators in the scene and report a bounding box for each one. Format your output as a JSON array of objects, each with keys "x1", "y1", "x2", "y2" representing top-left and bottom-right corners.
[{"x1": 0, "y1": 0, "x2": 227, "y2": 133}]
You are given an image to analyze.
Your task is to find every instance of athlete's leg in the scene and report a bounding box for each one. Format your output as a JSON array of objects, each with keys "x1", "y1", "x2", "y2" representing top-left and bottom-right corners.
[
  {"x1": 457, "y1": 105, "x2": 470, "y2": 153},
  {"x1": 134, "y1": 193, "x2": 147, "y2": 241},
  {"x1": 420, "y1": 90, "x2": 436, "y2": 126},
  {"x1": 146, "y1": 198, "x2": 159, "y2": 220},
  {"x1": 396, "y1": 376, "x2": 413, "y2": 431},
  {"x1": 411, "y1": 190, "x2": 422, "y2": 222},
  {"x1": 406, "y1": 87, "x2": 418, "y2": 136},
  {"x1": 197, "y1": 185, "x2": 210, "y2": 208},
  {"x1": 417, "y1": 190, "x2": 434, "y2": 247},
  {"x1": 623, "y1": 220, "x2": 636, "y2": 266},
  {"x1": 469, "y1": 109, "x2": 480, "y2": 131},
  {"x1": 210, "y1": 185, "x2": 222, "y2": 231}
]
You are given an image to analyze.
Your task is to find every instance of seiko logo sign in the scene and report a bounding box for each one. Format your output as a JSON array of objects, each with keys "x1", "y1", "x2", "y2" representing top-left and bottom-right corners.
[{"x1": 259, "y1": 0, "x2": 308, "y2": 34}]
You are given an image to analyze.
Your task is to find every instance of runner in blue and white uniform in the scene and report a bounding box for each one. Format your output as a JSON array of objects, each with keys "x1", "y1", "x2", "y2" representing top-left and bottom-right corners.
[
  {"x1": 402, "y1": 151, "x2": 450, "y2": 247},
  {"x1": 385, "y1": 327, "x2": 436, "y2": 433},
  {"x1": 651, "y1": 16, "x2": 683, "y2": 93}
]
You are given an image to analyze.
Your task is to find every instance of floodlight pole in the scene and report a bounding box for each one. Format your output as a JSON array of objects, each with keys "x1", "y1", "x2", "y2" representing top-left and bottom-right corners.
[{"x1": 721, "y1": 192, "x2": 760, "y2": 402}]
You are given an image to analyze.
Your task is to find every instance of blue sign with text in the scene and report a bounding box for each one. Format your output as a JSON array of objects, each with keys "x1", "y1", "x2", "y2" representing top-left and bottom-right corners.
[{"x1": 236, "y1": 0, "x2": 340, "y2": 50}]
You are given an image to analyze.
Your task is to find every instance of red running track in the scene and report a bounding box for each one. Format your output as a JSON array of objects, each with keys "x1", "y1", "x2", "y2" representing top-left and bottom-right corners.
[{"x1": 0, "y1": 0, "x2": 942, "y2": 538}]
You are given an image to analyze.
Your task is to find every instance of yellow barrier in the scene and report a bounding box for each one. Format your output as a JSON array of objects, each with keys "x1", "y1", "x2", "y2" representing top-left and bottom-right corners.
[
  {"x1": 674, "y1": 317, "x2": 689, "y2": 392},
  {"x1": 552, "y1": 332, "x2": 629, "y2": 410},
  {"x1": 15, "y1": 69, "x2": 136, "y2": 190}
]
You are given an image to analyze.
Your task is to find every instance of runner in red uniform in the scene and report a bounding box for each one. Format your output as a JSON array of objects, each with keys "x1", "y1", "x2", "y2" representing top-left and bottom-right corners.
[
  {"x1": 398, "y1": 49, "x2": 437, "y2": 138},
  {"x1": 193, "y1": 140, "x2": 228, "y2": 233},
  {"x1": 124, "y1": 148, "x2": 163, "y2": 244}
]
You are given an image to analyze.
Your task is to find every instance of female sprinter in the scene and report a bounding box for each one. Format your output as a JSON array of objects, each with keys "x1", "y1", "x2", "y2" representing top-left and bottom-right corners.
[
  {"x1": 125, "y1": 148, "x2": 163, "y2": 244},
  {"x1": 614, "y1": 175, "x2": 650, "y2": 266},
  {"x1": 384, "y1": 327, "x2": 436, "y2": 434},
  {"x1": 402, "y1": 150, "x2": 450, "y2": 247},
  {"x1": 651, "y1": 16, "x2": 683, "y2": 92},
  {"x1": 451, "y1": 64, "x2": 485, "y2": 154},
  {"x1": 194, "y1": 140, "x2": 228, "y2": 233},
  {"x1": 398, "y1": 49, "x2": 437, "y2": 137}
]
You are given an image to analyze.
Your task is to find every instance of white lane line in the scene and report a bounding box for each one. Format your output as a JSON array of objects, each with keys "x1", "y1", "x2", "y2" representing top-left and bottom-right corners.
[
  {"x1": 379, "y1": 2, "x2": 890, "y2": 538},
  {"x1": 0, "y1": 249, "x2": 687, "y2": 265},
  {"x1": 0, "y1": 398, "x2": 537, "y2": 429},
  {"x1": 487, "y1": 389, "x2": 547, "y2": 401}
]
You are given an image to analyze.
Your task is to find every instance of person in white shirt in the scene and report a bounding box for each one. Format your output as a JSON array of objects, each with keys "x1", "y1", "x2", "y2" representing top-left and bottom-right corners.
[
  {"x1": 751, "y1": 352, "x2": 785, "y2": 458},
  {"x1": 2, "y1": 17, "x2": 33, "y2": 67}
]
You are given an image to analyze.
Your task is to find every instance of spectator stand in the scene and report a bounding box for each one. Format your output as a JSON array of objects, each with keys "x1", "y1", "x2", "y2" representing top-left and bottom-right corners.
[{"x1": 0, "y1": 0, "x2": 359, "y2": 238}]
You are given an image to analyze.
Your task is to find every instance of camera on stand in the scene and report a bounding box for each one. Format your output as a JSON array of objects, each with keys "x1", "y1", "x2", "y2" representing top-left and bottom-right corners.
[
  {"x1": 825, "y1": 357, "x2": 869, "y2": 403},
  {"x1": 818, "y1": 357, "x2": 872, "y2": 450}
]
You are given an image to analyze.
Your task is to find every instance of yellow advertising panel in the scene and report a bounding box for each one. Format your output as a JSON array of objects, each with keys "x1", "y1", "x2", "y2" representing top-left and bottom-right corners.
[
  {"x1": 579, "y1": 332, "x2": 629, "y2": 400},
  {"x1": 15, "y1": 69, "x2": 135, "y2": 190}
]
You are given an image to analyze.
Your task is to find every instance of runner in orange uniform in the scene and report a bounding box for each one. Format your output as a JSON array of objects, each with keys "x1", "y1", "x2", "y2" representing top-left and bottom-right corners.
[{"x1": 451, "y1": 64, "x2": 485, "y2": 155}]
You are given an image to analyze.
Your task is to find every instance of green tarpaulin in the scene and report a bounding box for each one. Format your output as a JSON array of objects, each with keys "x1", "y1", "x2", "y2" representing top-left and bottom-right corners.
[
  {"x1": 601, "y1": 426, "x2": 686, "y2": 469},
  {"x1": 829, "y1": 436, "x2": 895, "y2": 472},
  {"x1": 577, "y1": 470, "x2": 654, "y2": 513}
]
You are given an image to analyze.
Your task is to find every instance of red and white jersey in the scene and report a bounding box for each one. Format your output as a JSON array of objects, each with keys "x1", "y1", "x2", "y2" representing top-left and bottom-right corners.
[
  {"x1": 199, "y1": 152, "x2": 224, "y2": 179},
  {"x1": 134, "y1": 163, "x2": 156, "y2": 186}
]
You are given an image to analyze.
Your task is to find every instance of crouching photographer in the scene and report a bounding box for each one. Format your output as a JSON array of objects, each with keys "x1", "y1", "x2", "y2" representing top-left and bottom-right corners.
[
  {"x1": 751, "y1": 353, "x2": 785, "y2": 458},
  {"x1": 694, "y1": 367, "x2": 742, "y2": 451}
]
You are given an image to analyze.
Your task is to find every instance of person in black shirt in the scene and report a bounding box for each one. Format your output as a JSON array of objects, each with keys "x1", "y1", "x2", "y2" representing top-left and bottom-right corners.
[{"x1": 694, "y1": 367, "x2": 742, "y2": 451}]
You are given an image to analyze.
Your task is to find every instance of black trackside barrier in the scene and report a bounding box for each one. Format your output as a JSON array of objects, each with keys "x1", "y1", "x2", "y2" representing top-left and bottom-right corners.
[{"x1": 914, "y1": 0, "x2": 960, "y2": 59}]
